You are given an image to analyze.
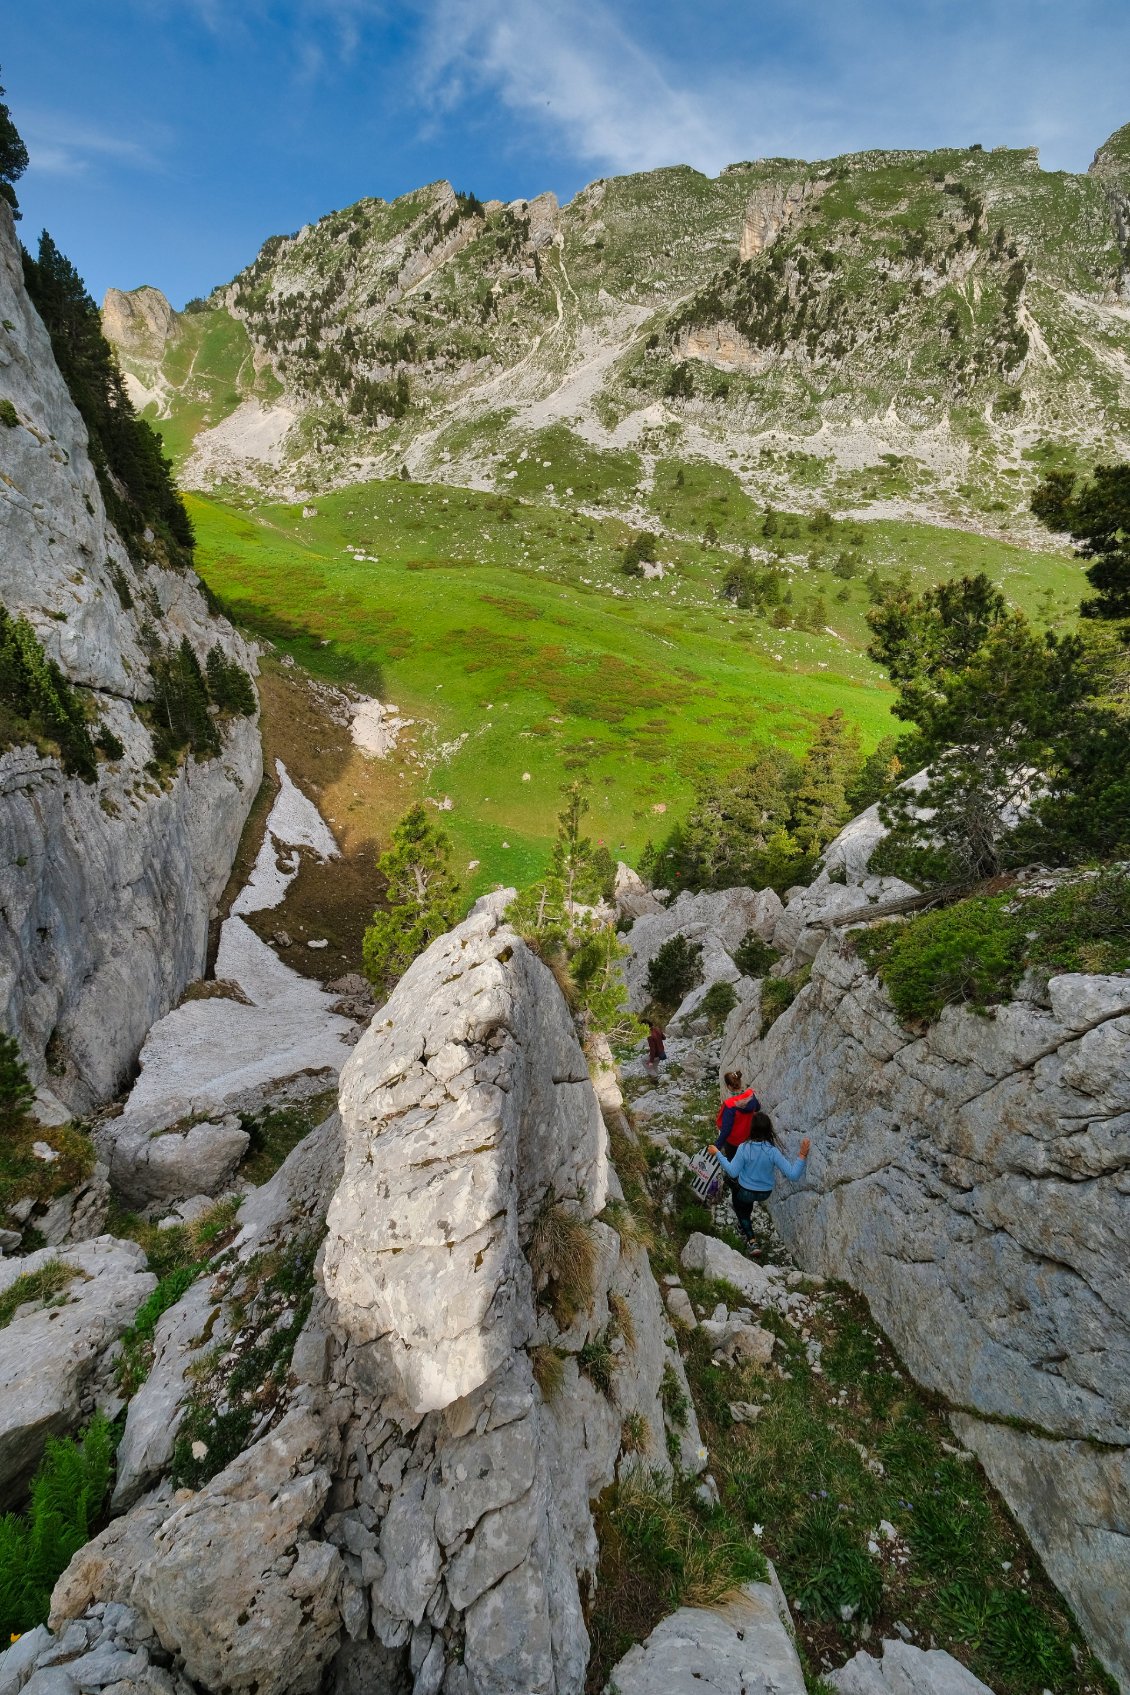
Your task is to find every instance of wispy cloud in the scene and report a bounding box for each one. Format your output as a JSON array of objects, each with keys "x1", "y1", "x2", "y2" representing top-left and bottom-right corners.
[
  {"x1": 409, "y1": 0, "x2": 1130, "y2": 180},
  {"x1": 21, "y1": 112, "x2": 165, "y2": 178},
  {"x1": 415, "y1": 0, "x2": 750, "y2": 176}
]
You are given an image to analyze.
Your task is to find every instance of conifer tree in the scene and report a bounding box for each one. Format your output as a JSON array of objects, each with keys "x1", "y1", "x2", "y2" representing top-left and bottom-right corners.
[
  {"x1": 362, "y1": 806, "x2": 462, "y2": 990},
  {"x1": 0, "y1": 70, "x2": 28, "y2": 218}
]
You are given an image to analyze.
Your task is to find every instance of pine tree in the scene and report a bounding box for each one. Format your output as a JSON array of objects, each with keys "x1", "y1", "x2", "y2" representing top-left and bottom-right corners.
[
  {"x1": 1032, "y1": 464, "x2": 1130, "y2": 622},
  {"x1": 792, "y1": 710, "x2": 862, "y2": 852},
  {"x1": 362, "y1": 806, "x2": 462, "y2": 990},
  {"x1": 0, "y1": 70, "x2": 28, "y2": 218}
]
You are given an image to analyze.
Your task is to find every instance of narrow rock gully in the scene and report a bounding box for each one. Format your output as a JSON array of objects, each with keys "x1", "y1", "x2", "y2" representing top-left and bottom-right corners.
[{"x1": 586, "y1": 1023, "x2": 1113, "y2": 1695}]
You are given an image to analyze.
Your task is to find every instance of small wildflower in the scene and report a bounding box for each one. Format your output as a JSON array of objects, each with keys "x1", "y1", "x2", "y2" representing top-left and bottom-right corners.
[{"x1": 752, "y1": 1523, "x2": 764, "y2": 1538}]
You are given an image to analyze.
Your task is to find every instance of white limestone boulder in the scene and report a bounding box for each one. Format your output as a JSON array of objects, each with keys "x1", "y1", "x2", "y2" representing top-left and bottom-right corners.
[
  {"x1": 603, "y1": 1577, "x2": 805, "y2": 1693},
  {"x1": 131, "y1": 1409, "x2": 343, "y2": 1695},
  {"x1": 829, "y1": 1638, "x2": 995, "y2": 1694},
  {"x1": 323, "y1": 894, "x2": 609, "y2": 1416}
]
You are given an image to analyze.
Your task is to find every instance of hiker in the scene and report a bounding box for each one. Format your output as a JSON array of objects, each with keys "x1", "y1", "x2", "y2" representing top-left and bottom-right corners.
[
  {"x1": 716, "y1": 1071, "x2": 760, "y2": 1158},
  {"x1": 709, "y1": 1113, "x2": 811, "y2": 1253},
  {"x1": 645, "y1": 1020, "x2": 666, "y2": 1076}
]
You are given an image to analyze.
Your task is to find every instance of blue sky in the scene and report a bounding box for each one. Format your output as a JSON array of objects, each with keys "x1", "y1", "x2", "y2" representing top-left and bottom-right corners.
[{"x1": 6, "y1": 0, "x2": 1130, "y2": 308}]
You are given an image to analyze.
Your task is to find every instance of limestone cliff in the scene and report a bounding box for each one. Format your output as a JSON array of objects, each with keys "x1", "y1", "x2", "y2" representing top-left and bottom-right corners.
[
  {"x1": 719, "y1": 878, "x2": 1130, "y2": 1689},
  {"x1": 0, "y1": 202, "x2": 262, "y2": 1111}
]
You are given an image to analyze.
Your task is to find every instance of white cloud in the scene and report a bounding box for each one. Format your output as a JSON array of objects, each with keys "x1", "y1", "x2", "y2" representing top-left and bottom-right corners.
[
  {"x1": 21, "y1": 113, "x2": 164, "y2": 179},
  {"x1": 416, "y1": 0, "x2": 751, "y2": 176}
]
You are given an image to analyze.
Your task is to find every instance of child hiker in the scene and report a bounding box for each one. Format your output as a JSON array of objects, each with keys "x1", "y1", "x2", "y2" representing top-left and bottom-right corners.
[
  {"x1": 645, "y1": 1020, "x2": 666, "y2": 1077},
  {"x1": 709, "y1": 1112, "x2": 811, "y2": 1255}
]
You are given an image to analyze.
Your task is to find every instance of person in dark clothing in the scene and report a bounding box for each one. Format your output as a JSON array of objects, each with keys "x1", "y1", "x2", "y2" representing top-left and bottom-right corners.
[
  {"x1": 645, "y1": 1021, "x2": 666, "y2": 1076},
  {"x1": 709, "y1": 1112, "x2": 811, "y2": 1253}
]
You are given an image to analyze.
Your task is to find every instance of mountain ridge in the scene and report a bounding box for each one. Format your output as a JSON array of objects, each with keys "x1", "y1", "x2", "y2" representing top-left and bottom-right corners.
[{"x1": 103, "y1": 123, "x2": 1130, "y2": 538}]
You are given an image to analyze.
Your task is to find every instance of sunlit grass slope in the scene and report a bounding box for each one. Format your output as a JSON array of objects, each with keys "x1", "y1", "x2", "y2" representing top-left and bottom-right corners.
[{"x1": 187, "y1": 478, "x2": 1081, "y2": 886}]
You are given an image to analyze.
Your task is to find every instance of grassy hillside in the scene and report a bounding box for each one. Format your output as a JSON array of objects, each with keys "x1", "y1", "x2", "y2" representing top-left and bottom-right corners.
[{"x1": 188, "y1": 479, "x2": 1081, "y2": 890}]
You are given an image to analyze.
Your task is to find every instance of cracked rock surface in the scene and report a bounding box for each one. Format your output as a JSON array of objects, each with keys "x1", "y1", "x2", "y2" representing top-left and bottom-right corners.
[{"x1": 721, "y1": 921, "x2": 1130, "y2": 1687}]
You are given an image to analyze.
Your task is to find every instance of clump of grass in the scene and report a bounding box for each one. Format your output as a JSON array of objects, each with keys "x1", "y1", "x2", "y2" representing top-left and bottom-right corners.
[
  {"x1": 530, "y1": 1343, "x2": 566, "y2": 1401},
  {"x1": 116, "y1": 1264, "x2": 199, "y2": 1398},
  {"x1": 600, "y1": 1198, "x2": 653, "y2": 1255},
  {"x1": 0, "y1": 1033, "x2": 95, "y2": 1236},
  {"x1": 109, "y1": 1193, "x2": 241, "y2": 1280},
  {"x1": 238, "y1": 1089, "x2": 337, "y2": 1185},
  {"x1": 528, "y1": 1200, "x2": 597, "y2": 1328},
  {"x1": 608, "y1": 1289, "x2": 636, "y2": 1351},
  {"x1": 699, "y1": 980, "x2": 738, "y2": 1029},
  {"x1": 620, "y1": 1411, "x2": 650, "y2": 1455},
  {"x1": 760, "y1": 970, "x2": 808, "y2": 1036},
  {"x1": 587, "y1": 1478, "x2": 768, "y2": 1686},
  {"x1": 579, "y1": 1326, "x2": 618, "y2": 1398},
  {"x1": 0, "y1": 1259, "x2": 81, "y2": 1330},
  {"x1": 0, "y1": 1415, "x2": 114, "y2": 1638}
]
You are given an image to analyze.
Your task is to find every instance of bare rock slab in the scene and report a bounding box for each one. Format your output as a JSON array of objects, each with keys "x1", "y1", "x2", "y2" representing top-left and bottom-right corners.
[
  {"x1": 603, "y1": 1579, "x2": 805, "y2": 1693},
  {"x1": 0, "y1": 1237, "x2": 155, "y2": 1507},
  {"x1": 828, "y1": 1638, "x2": 996, "y2": 1695}
]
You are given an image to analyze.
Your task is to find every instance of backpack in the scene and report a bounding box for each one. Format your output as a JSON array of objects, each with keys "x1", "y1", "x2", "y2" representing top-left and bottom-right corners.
[
  {"x1": 715, "y1": 1087, "x2": 760, "y2": 1146},
  {"x1": 688, "y1": 1146, "x2": 725, "y2": 1205}
]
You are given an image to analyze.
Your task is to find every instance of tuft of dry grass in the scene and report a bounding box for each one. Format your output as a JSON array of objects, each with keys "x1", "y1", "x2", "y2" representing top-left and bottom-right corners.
[
  {"x1": 530, "y1": 1343, "x2": 567, "y2": 1401},
  {"x1": 608, "y1": 1289, "x2": 636, "y2": 1351},
  {"x1": 528, "y1": 1199, "x2": 597, "y2": 1328},
  {"x1": 620, "y1": 1411, "x2": 650, "y2": 1455}
]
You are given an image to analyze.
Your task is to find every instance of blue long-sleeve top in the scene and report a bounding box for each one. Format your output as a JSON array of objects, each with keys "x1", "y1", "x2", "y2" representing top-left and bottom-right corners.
[{"x1": 714, "y1": 1140, "x2": 807, "y2": 1192}]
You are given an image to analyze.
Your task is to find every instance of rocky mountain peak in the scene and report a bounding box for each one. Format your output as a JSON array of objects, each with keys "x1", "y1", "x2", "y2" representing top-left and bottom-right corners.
[{"x1": 101, "y1": 284, "x2": 176, "y2": 361}]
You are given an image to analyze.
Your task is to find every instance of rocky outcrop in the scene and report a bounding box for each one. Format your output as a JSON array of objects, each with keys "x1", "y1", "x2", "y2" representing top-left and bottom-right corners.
[
  {"x1": 829, "y1": 1640, "x2": 995, "y2": 1695},
  {"x1": 0, "y1": 200, "x2": 261, "y2": 1111},
  {"x1": 621, "y1": 885, "x2": 782, "y2": 1014},
  {"x1": 101, "y1": 286, "x2": 176, "y2": 362},
  {"x1": 0, "y1": 1237, "x2": 155, "y2": 1506},
  {"x1": 41, "y1": 901, "x2": 702, "y2": 1695},
  {"x1": 739, "y1": 179, "x2": 823, "y2": 261},
  {"x1": 603, "y1": 1574, "x2": 805, "y2": 1694},
  {"x1": 719, "y1": 915, "x2": 1130, "y2": 1687},
  {"x1": 320, "y1": 895, "x2": 704, "y2": 1691}
]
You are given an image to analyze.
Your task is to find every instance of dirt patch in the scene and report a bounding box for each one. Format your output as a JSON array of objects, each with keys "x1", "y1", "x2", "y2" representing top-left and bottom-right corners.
[{"x1": 216, "y1": 656, "x2": 422, "y2": 983}]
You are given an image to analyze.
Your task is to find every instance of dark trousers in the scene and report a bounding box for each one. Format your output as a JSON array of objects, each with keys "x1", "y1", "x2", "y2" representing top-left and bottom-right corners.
[{"x1": 732, "y1": 1185, "x2": 772, "y2": 1239}]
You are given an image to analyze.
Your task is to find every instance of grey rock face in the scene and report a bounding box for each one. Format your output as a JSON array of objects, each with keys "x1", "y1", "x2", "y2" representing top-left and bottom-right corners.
[
  {"x1": 132, "y1": 1409, "x2": 343, "y2": 1695},
  {"x1": 0, "y1": 1237, "x2": 155, "y2": 1506},
  {"x1": 323, "y1": 894, "x2": 611, "y2": 1416},
  {"x1": 722, "y1": 924, "x2": 1130, "y2": 1688},
  {"x1": 0, "y1": 200, "x2": 260, "y2": 1111},
  {"x1": 622, "y1": 886, "x2": 783, "y2": 1013},
  {"x1": 603, "y1": 1576, "x2": 805, "y2": 1693},
  {"x1": 828, "y1": 1638, "x2": 995, "y2": 1695}
]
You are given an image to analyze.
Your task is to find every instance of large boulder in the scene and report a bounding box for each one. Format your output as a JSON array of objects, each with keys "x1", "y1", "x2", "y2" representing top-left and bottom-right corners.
[
  {"x1": 323, "y1": 893, "x2": 610, "y2": 1416},
  {"x1": 131, "y1": 1409, "x2": 343, "y2": 1695},
  {"x1": 0, "y1": 1237, "x2": 155, "y2": 1506},
  {"x1": 105, "y1": 1116, "x2": 249, "y2": 1209}
]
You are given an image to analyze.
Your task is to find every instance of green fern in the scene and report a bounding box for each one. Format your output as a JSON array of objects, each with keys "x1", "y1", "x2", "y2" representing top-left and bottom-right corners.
[{"x1": 0, "y1": 1414, "x2": 113, "y2": 1637}]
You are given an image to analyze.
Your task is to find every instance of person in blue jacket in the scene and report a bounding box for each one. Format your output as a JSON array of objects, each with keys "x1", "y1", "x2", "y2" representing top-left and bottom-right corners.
[{"x1": 708, "y1": 1113, "x2": 811, "y2": 1253}]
